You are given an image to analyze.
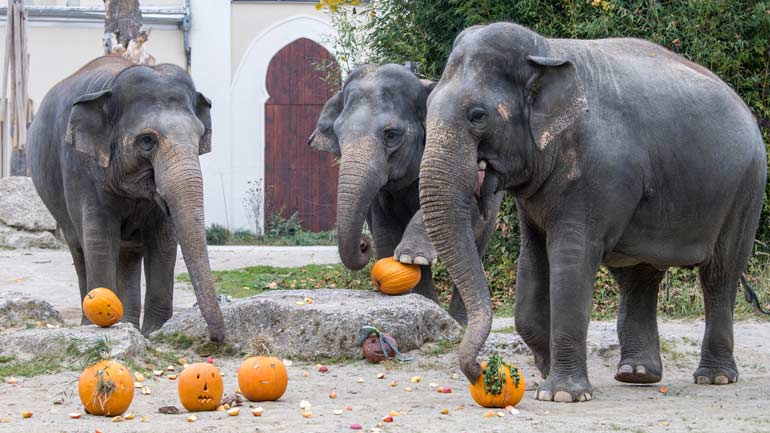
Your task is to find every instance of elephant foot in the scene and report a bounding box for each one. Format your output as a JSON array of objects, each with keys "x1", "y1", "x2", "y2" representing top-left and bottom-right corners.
[
  {"x1": 535, "y1": 375, "x2": 592, "y2": 403},
  {"x1": 693, "y1": 366, "x2": 738, "y2": 385},
  {"x1": 615, "y1": 358, "x2": 662, "y2": 384},
  {"x1": 394, "y1": 236, "x2": 437, "y2": 266}
]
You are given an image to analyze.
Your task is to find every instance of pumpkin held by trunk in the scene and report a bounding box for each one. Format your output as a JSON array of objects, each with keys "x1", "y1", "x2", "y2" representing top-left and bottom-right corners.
[
  {"x1": 178, "y1": 363, "x2": 223, "y2": 411},
  {"x1": 78, "y1": 360, "x2": 134, "y2": 416},
  {"x1": 371, "y1": 258, "x2": 421, "y2": 295},
  {"x1": 237, "y1": 356, "x2": 288, "y2": 402},
  {"x1": 469, "y1": 355, "x2": 525, "y2": 408},
  {"x1": 82, "y1": 287, "x2": 123, "y2": 327}
]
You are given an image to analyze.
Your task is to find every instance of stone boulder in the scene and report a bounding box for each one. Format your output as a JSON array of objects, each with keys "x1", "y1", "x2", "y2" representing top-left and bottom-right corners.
[
  {"x1": 0, "y1": 291, "x2": 64, "y2": 329},
  {"x1": 0, "y1": 177, "x2": 56, "y2": 232},
  {"x1": 154, "y1": 289, "x2": 462, "y2": 359},
  {"x1": 0, "y1": 322, "x2": 149, "y2": 362},
  {"x1": 0, "y1": 225, "x2": 60, "y2": 249}
]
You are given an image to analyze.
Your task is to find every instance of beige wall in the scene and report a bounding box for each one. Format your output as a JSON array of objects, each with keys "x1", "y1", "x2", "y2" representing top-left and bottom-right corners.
[
  {"x1": 24, "y1": 1, "x2": 183, "y2": 7},
  {"x1": 0, "y1": 23, "x2": 185, "y2": 107},
  {"x1": 230, "y1": 2, "x2": 330, "y2": 78}
]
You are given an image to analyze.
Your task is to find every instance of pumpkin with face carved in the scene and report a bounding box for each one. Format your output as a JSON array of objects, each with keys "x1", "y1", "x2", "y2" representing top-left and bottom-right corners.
[
  {"x1": 178, "y1": 363, "x2": 223, "y2": 411},
  {"x1": 237, "y1": 356, "x2": 288, "y2": 402},
  {"x1": 82, "y1": 287, "x2": 123, "y2": 327}
]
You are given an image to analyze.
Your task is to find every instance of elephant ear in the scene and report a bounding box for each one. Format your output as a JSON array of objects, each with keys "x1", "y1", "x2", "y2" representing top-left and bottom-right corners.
[
  {"x1": 65, "y1": 90, "x2": 113, "y2": 168},
  {"x1": 525, "y1": 55, "x2": 587, "y2": 150},
  {"x1": 195, "y1": 92, "x2": 213, "y2": 155},
  {"x1": 308, "y1": 91, "x2": 342, "y2": 156}
]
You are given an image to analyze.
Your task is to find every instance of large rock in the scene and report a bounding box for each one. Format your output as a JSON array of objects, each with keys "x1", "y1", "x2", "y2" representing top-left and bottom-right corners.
[
  {"x1": 0, "y1": 291, "x2": 64, "y2": 329},
  {"x1": 0, "y1": 323, "x2": 149, "y2": 362},
  {"x1": 0, "y1": 177, "x2": 56, "y2": 232},
  {"x1": 0, "y1": 225, "x2": 60, "y2": 249},
  {"x1": 154, "y1": 289, "x2": 462, "y2": 359}
]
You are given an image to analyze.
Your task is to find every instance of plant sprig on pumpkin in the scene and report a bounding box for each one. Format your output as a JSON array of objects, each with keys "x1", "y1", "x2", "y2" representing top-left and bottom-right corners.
[
  {"x1": 74, "y1": 336, "x2": 114, "y2": 369},
  {"x1": 483, "y1": 354, "x2": 520, "y2": 395}
]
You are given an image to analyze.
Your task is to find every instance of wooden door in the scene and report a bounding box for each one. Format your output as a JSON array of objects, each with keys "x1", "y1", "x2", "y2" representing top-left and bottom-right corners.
[{"x1": 265, "y1": 38, "x2": 339, "y2": 232}]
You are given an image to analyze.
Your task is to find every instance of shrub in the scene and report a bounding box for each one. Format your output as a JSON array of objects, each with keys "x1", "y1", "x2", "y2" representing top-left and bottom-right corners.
[{"x1": 206, "y1": 224, "x2": 231, "y2": 245}]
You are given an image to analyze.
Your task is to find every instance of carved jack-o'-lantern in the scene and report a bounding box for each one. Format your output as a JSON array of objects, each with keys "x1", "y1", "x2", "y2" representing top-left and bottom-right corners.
[
  {"x1": 82, "y1": 288, "x2": 123, "y2": 327},
  {"x1": 178, "y1": 363, "x2": 223, "y2": 412},
  {"x1": 362, "y1": 332, "x2": 398, "y2": 363}
]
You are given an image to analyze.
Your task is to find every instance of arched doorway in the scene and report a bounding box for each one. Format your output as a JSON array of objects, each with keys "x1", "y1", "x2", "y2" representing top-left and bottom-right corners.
[{"x1": 264, "y1": 38, "x2": 339, "y2": 232}]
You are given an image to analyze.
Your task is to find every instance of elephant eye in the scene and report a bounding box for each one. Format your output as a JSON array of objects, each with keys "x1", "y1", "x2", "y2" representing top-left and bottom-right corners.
[
  {"x1": 135, "y1": 133, "x2": 159, "y2": 152},
  {"x1": 382, "y1": 128, "x2": 403, "y2": 147},
  {"x1": 468, "y1": 107, "x2": 488, "y2": 124}
]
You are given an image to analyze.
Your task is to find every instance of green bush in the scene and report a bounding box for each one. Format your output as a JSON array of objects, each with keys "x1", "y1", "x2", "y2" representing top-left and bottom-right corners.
[
  {"x1": 206, "y1": 223, "x2": 231, "y2": 245},
  {"x1": 323, "y1": 0, "x2": 770, "y2": 311}
]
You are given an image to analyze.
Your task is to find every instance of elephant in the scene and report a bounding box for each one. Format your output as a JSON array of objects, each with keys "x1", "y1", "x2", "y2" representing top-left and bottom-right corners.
[
  {"x1": 419, "y1": 22, "x2": 767, "y2": 402},
  {"x1": 309, "y1": 63, "x2": 502, "y2": 324},
  {"x1": 27, "y1": 56, "x2": 225, "y2": 341}
]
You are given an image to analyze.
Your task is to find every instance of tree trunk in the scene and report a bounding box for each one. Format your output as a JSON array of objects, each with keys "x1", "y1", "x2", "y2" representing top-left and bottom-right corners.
[{"x1": 103, "y1": 0, "x2": 142, "y2": 54}]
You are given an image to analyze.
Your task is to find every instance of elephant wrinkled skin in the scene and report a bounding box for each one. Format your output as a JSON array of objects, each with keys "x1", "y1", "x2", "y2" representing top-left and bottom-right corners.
[
  {"x1": 310, "y1": 64, "x2": 502, "y2": 324},
  {"x1": 26, "y1": 56, "x2": 225, "y2": 341},
  {"x1": 419, "y1": 23, "x2": 766, "y2": 402}
]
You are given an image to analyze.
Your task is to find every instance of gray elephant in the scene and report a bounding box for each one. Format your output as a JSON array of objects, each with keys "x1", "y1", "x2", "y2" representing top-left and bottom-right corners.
[
  {"x1": 27, "y1": 56, "x2": 225, "y2": 340},
  {"x1": 310, "y1": 64, "x2": 502, "y2": 324},
  {"x1": 419, "y1": 22, "x2": 766, "y2": 402}
]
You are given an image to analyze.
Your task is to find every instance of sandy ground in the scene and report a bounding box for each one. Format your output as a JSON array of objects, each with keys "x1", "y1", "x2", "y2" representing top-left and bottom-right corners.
[
  {"x1": 0, "y1": 248, "x2": 768, "y2": 432},
  {"x1": 0, "y1": 319, "x2": 767, "y2": 433},
  {"x1": 0, "y1": 246, "x2": 339, "y2": 323}
]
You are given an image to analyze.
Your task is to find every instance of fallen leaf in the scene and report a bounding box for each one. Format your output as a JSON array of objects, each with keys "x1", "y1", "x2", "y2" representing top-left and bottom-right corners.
[
  {"x1": 658, "y1": 421, "x2": 671, "y2": 427},
  {"x1": 159, "y1": 406, "x2": 180, "y2": 415}
]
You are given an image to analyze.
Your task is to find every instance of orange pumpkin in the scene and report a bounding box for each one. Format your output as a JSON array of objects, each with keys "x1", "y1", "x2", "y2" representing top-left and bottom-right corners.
[
  {"x1": 371, "y1": 258, "x2": 421, "y2": 295},
  {"x1": 82, "y1": 288, "x2": 123, "y2": 327},
  {"x1": 238, "y1": 356, "x2": 288, "y2": 402},
  {"x1": 178, "y1": 363, "x2": 223, "y2": 411},
  {"x1": 78, "y1": 360, "x2": 134, "y2": 416},
  {"x1": 469, "y1": 358, "x2": 526, "y2": 408}
]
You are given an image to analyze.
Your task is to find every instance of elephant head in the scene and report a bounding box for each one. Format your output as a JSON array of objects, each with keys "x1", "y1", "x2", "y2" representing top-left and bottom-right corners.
[
  {"x1": 65, "y1": 64, "x2": 225, "y2": 341},
  {"x1": 310, "y1": 64, "x2": 435, "y2": 269},
  {"x1": 420, "y1": 23, "x2": 587, "y2": 381}
]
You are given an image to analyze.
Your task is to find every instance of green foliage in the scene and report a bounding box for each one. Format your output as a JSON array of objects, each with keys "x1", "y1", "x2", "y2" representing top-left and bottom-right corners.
[
  {"x1": 0, "y1": 357, "x2": 63, "y2": 377},
  {"x1": 483, "y1": 353, "x2": 520, "y2": 395},
  {"x1": 206, "y1": 223, "x2": 231, "y2": 246},
  {"x1": 325, "y1": 0, "x2": 770, "y2": 314}
]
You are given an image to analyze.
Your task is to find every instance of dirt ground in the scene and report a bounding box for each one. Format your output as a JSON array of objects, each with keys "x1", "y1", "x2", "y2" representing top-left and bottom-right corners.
[
  {"x1": 0, "y1": 319, "x2": 768, "y2": 433},
  {"x1": 1, "y1": 249, "x2": 768, "y2": 432}
]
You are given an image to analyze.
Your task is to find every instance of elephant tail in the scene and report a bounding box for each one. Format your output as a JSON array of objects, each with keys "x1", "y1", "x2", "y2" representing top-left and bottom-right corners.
[{"x1": 740, "y1": 274, "x2": 770, "y2": 316}]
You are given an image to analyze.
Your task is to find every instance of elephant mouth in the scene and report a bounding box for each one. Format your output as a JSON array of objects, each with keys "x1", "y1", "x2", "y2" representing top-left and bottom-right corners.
[{"x1": 475, "y1": 160, "x2": 498, "y2": 220}]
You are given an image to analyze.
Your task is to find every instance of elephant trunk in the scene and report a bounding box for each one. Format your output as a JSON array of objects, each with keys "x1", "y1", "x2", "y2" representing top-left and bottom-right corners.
[
  {"x1": 156, "y1": 150, "x2": 225, "y2": 342},
  {"x1": 336, "y1": 142, "x2": 386, "y2": 270},
  {"x1": 420, "y1": 121, "x2": 492, "y2": 383}
]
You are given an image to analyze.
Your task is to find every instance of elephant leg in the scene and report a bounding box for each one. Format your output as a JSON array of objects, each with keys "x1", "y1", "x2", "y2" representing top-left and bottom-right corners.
[
  {"x1": 536, "y1": 227, "x2": 601, "y2": 403},
  {"x1": 117, "y1": 245, "x2": 143, "y2": 327},
  {"x1": 610, "y1": 264, "x2": 665, "y2": 384},
  {"x1": 395, "y1": 209, "x2": 437, "y2": 265},
  {"x1": 81, "y1": 213, "x2": 121, "y2": 323},
  {"x1": 141, "y1": 220, "x2": 178, "y2": 336},
  {"x1": 514, "y1": 220, "x2": 550, "y2": 378},
  {"x1": 58, "y1": 222, "x2": 89, "y2": 324}
]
